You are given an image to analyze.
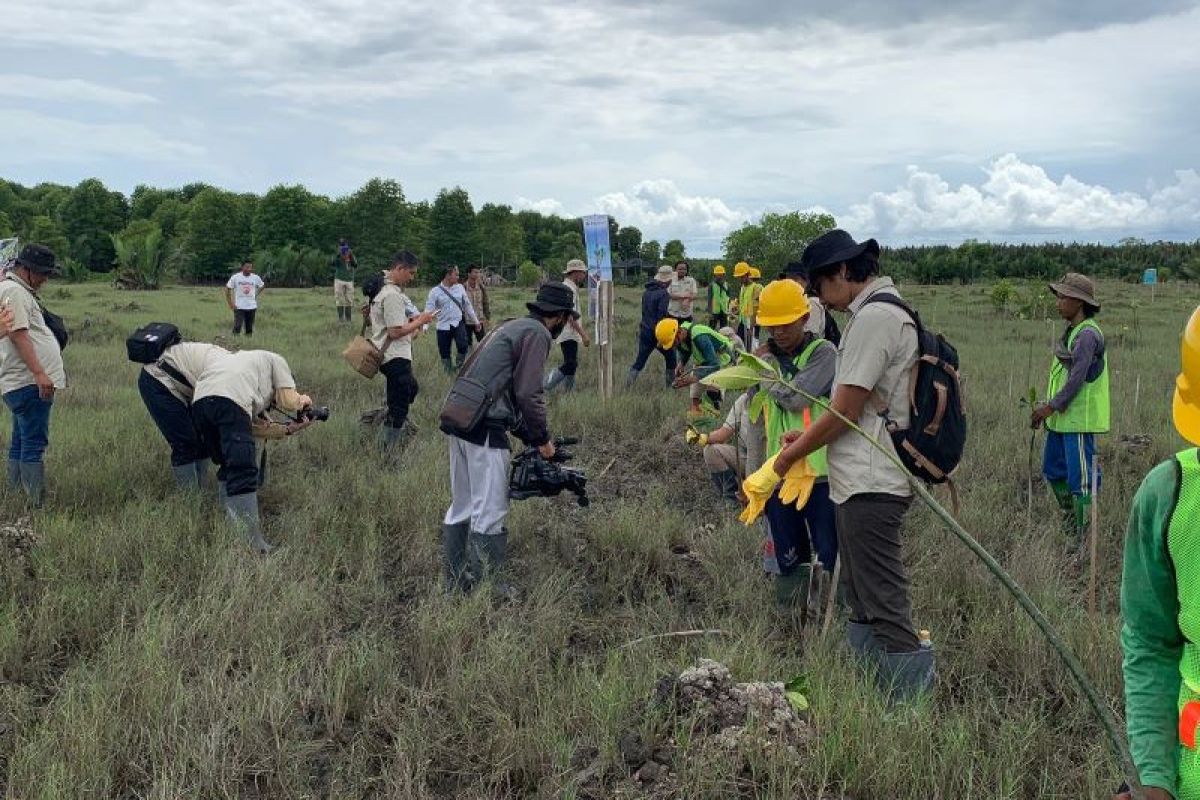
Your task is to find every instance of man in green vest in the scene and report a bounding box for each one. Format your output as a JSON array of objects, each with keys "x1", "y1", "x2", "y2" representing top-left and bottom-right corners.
[
  {"x1": 708, "y1": 265, "x2": 731, "y2": 329},
  {"x1": 333, "y1": 238, "x2": 358, "y2": 323},
  {"x1": 1118, "y1": 305, "x2": 1200, "y2": 800},
  {"x1": 756, "y1": 279, "x2": 838, "y2": 615},
  {"x1": 1030, "y1": 273, "x2": 1109, "y2": 539},
  {"x1": 656, "y1": 317, "x2": 733, "y2": 418}
]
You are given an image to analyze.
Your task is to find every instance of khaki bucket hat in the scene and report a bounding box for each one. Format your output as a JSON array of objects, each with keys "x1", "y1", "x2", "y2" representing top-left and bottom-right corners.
[{"x1": 1048, "y1": 273, "x2": 1100, "y2": 311}]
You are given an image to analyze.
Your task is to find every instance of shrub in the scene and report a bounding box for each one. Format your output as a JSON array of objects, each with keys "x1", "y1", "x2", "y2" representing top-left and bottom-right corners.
[
  {"x1": 110, "y1": 221, "x2": 167, "y2": 289},
  {"x1": 255, "y1": 244, "x2": 328, "y2": 287},
  {"x1": 989, "y1": 279, "x2": 1017, "y2": 313},
  {"x1": 516, "y1": 260, "x2": 541, "y2": 287}
]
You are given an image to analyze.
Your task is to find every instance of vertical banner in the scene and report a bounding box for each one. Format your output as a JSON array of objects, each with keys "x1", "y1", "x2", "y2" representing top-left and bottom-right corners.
[{"x1": 581, "y1": 215, "x2": 614, "y2": 399}]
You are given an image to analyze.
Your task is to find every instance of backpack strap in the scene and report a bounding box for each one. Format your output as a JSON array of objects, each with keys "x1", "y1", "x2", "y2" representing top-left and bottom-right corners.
[{"x1": 861, "y1": 291, "x2": 923, "y2": 333}]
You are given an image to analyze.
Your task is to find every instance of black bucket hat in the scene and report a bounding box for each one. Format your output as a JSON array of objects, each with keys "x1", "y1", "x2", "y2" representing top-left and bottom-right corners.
[
  {"x1": 14, "y1": 243, "x2": 61, "y2": 276},
  {"x1": 526, "y1": 281, "x2": 580, "y2": 318},
  {"x1": 799, "y1": 229, "x2": 879, "y2": 275}
]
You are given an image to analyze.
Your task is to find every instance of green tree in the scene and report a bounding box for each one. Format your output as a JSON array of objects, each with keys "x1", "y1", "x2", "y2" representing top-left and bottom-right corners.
[
  {"x1": 25, "y1": 215, "x2": 70, "y2": 260},
  {"x1": 251, "y1": 184, "x2": 330, "y2": 252},
  {"x1": 182, "y1": 188, "x2": 252, "y2": 282},
  {"x1": 476, "y1": 203, "x2": 526, "y2": 268},
  {"x1": 111, "y1": 219, "x2": 167, "y2": 289},
  {"x1": 640, "y1": 239, "x2": 661, "y2": 264},
  {"x1": 516, "y1": 259, "x2": 541, "y2": 287},
  {"x1": 150, "y1": 198, "x2": 190, "y2": 242},
  {"x1": 338, "y1": 178, "x2": 408, "y2": 270},
  {"x1": 58, "y1": 178, "x2": 129, "y2": 271},
  {"x1": 722, "y1": 211, "x2": 837, "y2": 275},
  {"x1": 663, "y1": 239, "x2": 686, "y2": 263},
  {"x1": 0, "y1": 211, "x2": 11, "y2": 238},
  {"x1": 614, "y1": 226, "x2": 642, "y2": 261},
  {"x1": 130, "y1": 185, "x2": 179, "y2": 221},
  {"x1": 544, "y1": 231, "x2": 584, "y2": 273},
  {"x1": 426, "y1": 187, "x2": 479, "y2": 267}
]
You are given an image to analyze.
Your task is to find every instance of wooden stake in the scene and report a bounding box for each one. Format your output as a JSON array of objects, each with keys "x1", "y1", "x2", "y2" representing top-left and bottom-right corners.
[{"x1": 821, "y1": 558, "x2": 842, "y2": 636}]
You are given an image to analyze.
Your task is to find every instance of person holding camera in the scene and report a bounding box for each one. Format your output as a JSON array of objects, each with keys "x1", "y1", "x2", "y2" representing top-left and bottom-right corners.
[
  {"x1": 191, "y1": 349, "x2": 318, "y2": 554},
  {"x1": 438, "y1": 282, "x2": 578, "y2": 594},
  {"x1": 370, "y1": 251, "x2": 437, "y2": 451},
  {"x1": 138, "y1": 338, "x2": 231, "y2": 489},
  {"x1": 0, "y1": 244, "x2": 66, "y2": 507}
]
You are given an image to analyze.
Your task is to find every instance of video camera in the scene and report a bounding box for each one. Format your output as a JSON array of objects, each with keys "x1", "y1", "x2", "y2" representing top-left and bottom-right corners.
[
  {"x1": 509, "y1": 436, "x2": 589, "y2": 507},
  {"x1": 296, "y1": 405, "x2": 331, "y2": 423}
]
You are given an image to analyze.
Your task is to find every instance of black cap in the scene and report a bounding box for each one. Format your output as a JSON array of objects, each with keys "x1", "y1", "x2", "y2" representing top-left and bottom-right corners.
[
  {"x1": 526, "y1": 282, "x2": 580, "y2": 318},
  {"x1": 14, "y1": 243, "x2": 60, "y2": 276},
  {"x1": 800, "y1": 229, "x2": 879, "y2": 275}
]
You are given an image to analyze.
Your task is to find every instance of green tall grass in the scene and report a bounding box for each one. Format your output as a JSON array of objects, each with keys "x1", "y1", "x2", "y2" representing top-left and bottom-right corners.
[{"x1": 0, "y1": 278, "x2": 1191, "y2": 797}]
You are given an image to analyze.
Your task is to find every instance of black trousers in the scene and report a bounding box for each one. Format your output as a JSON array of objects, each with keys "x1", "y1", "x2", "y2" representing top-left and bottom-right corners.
[
  {"x1": 559, "y1": 340, "x2": 579, "y2": 376},
  {"x1": 836, "y1": 493, "x2": 918, "y2": 653},
  {"x1": 631, "y1": 333, "x2": 677, "y2": 372},
  {"x1": 192, "y1": 396, "x2": 258, "y2": 496},
  {"x1": 436, "y1": 325, "x2": 471, "y2": 362},
  {"x1": 232, "y1": 308, "x2": 257, "y2": 335},
  {"x1": 138, "y1": 370, "x2": 204, "y2": 467},
  {"x1": 380, "y1": 357, "x2": 419, "y2": 429}
]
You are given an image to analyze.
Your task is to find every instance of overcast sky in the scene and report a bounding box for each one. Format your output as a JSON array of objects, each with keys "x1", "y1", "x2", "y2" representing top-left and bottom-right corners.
[{"x1": 2, "y1": 0, "x2": 1198, "y2": 254}]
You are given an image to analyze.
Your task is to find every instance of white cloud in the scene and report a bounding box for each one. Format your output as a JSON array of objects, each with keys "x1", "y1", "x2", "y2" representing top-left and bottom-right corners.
[
  {"x1": 514, "y1": 197, "x2": 566, "y2": 216},
  {"x1": 594, "y1": 180, "x2": 746, "y2": 241},
  {"x1": 0, "y1": 74, "x2": 158, "y2": 106},
  {"x1": 843, "y1": 154, "x2": 1200, "y2": 240},
  {"x1": 0, "y1": 109, "x2": 203, "y2": 163}
]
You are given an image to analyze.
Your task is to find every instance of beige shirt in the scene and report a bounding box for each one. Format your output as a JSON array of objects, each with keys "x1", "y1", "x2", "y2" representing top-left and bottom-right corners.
[
  {"x1": 0, "y1": 274, "x2": 66, "y2": 394},
  {"x1": 805, "y1": 295, "x2": 828, "y2": 338},
  {"x1": 144, "y1": 342, "x2": 231, "y2": 403},
  {"x1": 192, "y1": 350, "x2": 297, "y2": 417},
  {"x1": 826, "y1": 277, "x2": 918, "y2": 503},
  {"x1": 556, "y1": 277, "x2": 584, "y2": 344},
  {"x1": 369, "y1": 282, "x2": 415, "y2": 363},
  {"x1": 668, "y1": 275, "x2": 699, "y2": 317}
]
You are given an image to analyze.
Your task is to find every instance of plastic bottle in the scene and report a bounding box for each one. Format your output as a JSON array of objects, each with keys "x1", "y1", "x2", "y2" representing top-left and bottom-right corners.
[{"x1": 918, "y1": 629, "x2": 933, "y2": 650}]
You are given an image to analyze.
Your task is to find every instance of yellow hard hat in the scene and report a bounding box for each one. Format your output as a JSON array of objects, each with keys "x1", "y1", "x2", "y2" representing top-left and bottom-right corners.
[
  {"x1": 756, "y1": 280, "x2": 811, "y2": 327},
  {"x1": 655, "y1": 318, "x2": 680, "y2": 350},
  {"x1": 1174, "y1": 306, "x2": 1200, "y2": 445},
  {"x1": 713, "y1": 265, "x2": 726, "y2": 276},
  {"x1": 749, "y1": 267, "x2": 761, "y2": 279},
  {"x1": 733, "y1": 261, "x2": 751, "y2": 278}
]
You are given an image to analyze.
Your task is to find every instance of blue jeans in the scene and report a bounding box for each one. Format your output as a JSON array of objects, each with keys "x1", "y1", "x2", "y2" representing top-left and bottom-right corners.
[
  {"x1": 3, "y1": 384, "x2": 54, "y2": 463},
  {"x1": 1042, "y1": 430, "x2": 1100, "y2": 496}
]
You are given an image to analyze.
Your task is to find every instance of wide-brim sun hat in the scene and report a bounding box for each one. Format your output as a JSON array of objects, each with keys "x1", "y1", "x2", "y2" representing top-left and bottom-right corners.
[
  {"x1": 1048, "y1": 272, "x2": 1100, "y2": 311},
  {"x1": 654, "y1": 265, "x2": 674, "y2": 283},
  {"x1": 14, "y1": 243, "x2": 61, "y2": 276},
  {"x1": 799, "y1": 229, "x2": 880, "y2": 274},
  {"x1": 564, "y1": 259, "x2": 588, "y2": 277},
  {"x1": 526, "y1": 281, "x2": 580, "y2": 318}
]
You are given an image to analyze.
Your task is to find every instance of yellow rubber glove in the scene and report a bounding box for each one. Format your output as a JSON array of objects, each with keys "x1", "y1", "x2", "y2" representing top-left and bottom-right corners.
[
  {"x1": 685, "y1": 427, "x2": 709, "y2": 447},
  {"x1": 777, "y1": 458, "x2": 817, "y2": 510},
  {"x1": 739, "y1": 455, "x2": 782, "y2": 525}
]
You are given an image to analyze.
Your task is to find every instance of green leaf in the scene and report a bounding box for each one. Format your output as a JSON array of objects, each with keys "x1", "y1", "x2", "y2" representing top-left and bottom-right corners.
[
  {"x1": 735, "y1": 351, "x2": 778, "y2": 377},
  {"x1": 749, "y1": 388, "x2": 769, "y2": 423},
  {"x1": 785, "y1": 691, "x2": 809, "y2": 713},
  {"x1": 785, "y1": 673, "x2": 810, "y2": 695},
  {"x1": 700, "y1": 365, "x2": 767, "y2": 391}
]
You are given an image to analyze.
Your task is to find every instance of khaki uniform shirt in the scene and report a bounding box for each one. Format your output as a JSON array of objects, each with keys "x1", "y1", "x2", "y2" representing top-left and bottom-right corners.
[
  {"x1": 556, "y1": 277, "x2": 584, "y2": 344},
  {"x1": 144, "y1": 342, "x2": 231, "y2": 403},
  {"x1": 370, "y1": 282, "x2": 415, "y2": 363},
  {"x1": 192, "y1": 350, "x2": 297, "y2": 417},
  {"x1": 668, "y1": 275, "x2": 699, "y2": 318},
  {"x1": 0, "y1": 274, "x2": 66, "y2": 394},
  {"x1": 826, "y1": 277, "x2": 918, "y2": 503},
  {"x1": 466, "y1": 282, "x2": 489, "y2": 322}
]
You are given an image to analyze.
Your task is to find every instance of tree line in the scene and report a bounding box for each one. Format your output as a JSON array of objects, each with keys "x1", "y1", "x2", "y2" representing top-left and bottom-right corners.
[{"x1": 1, "y1": 176, "x2": 1195, "y2": 289}]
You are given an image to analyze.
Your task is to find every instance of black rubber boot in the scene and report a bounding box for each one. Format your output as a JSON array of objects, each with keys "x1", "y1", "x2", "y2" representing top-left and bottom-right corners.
[
  {"x1": 468, "y1": 529, "x2": 519, "y2": 601},
  {"x1": 19, "y1": 462, "x2": 45, "y2": 508},
  {"x1": 876, "y1": 646, "x2": 936, "y2": 703},
  {"x1": 624, "y1": 367, "x2": 640, "y2": 389},
  {"x1": 7, "y1": 459, "x2": 20, "y2": 490},
  {"x1": 224, "y1": 491, "x2": 273, "y2": 554},
  {"x1": 441, "y1": 522, "x2": 472, "y2": 592},
  {"x1": 709, "y1": 469, "x2": 740, "y2": 504},
  {"x1": 846, "y1": 620, "x2": 879, "y2": 659}
]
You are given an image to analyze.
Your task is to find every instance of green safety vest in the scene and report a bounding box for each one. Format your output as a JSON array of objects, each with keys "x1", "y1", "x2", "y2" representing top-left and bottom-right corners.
[
  {"x1": 681, "y1": 321, "x2": 732, "y2": 368},
  {"x1": 709, "y1": 281, "x2": 730, "y2": 314},
  {"x1": 764, "y1": 337, "x2": 829, "y2": 476},
  {"x1": 739, "y1": 283, "x2": 760, "y2": 323},
  {"x1": 1168, "y1": 449, "x2": 1200, "y2": 793},
  {"x1": 1046, "y1": 319, "x2": 1110, "y2": 434}
]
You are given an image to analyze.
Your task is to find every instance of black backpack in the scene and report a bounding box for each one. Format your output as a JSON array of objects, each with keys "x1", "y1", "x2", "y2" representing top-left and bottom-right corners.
[
  {"x1": 361, "y1": 273, "x2": 385, "y2": 302},
  {"x1": 126, "y1": 322, "x2": 181, "y2": 364},
  {"x1": 862, "y1": 294, "x2": 965, "y2": 484},
  {"x1": 823, "y1": 311, "x2": 841, "y2": 346}
]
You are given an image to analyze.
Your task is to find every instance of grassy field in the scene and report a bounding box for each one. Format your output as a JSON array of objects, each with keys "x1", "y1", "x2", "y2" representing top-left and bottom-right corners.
[{"x1": 0, "y1": 276, "x2": 1192, "y2": 798}]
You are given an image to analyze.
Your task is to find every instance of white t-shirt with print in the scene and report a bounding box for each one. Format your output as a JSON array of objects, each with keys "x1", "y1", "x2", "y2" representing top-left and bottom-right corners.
[{"x1": 227, "y1": 272, "x2": 265, "y2": 310}]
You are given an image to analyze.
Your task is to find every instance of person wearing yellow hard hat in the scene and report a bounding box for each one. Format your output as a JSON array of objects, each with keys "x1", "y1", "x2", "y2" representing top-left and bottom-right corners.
[
  {"x1": 1117, "y1": 306, "x2": 1200, "y2": 800},
  {"x1": 754, "y1": 279, "x2": 839, "y2": 616},
  {"x1": 625, "y1": 265, "x2": 678, "y2": 390},
  {"x1": 1030, "y1": 273, "x2": 1108, "y2": 541},
  {"x1": 734, "y1": 262, "x2": 762, "y2": 349},
  {"x1": 707, "y1": 265, "x2": 731, "y2": 329},
  {"x1": 656, "y1": 316, "x2": 735, "y2": 417}
]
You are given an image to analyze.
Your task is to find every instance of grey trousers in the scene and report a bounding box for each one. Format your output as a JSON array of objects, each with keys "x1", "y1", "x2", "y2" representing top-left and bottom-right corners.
[{"x1": 836, "y1": 493, "x2": 919, "y2": 653}]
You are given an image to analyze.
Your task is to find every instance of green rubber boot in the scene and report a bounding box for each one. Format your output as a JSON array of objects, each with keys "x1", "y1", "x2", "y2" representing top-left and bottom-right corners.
[
  {"x1": 224, "y1": 491, "x2": 274, "y2": 554},
  {"x1": 1049, "y1": 480, "x2": 1074, "y2": 514},
  {"x1": 876, "y1": 646, "x2": 936, "y2": 704},
  {"x1": 468, "y1": 529, "x2": 519, "y2": 601},
  {"x1": 441, "y1": 358, "x2": 454, "y2": 374},
  {"x1": 624, "y1": 368, "x2": 640, "y2": 389},
  {"x1": 775, "y1": 565, "x2": 812, "y2": 607},
  {"x1": 441, "y1": 522, "x2": 472, "y2": 593}
]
